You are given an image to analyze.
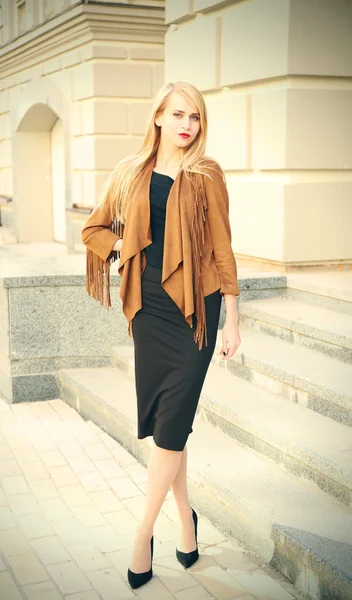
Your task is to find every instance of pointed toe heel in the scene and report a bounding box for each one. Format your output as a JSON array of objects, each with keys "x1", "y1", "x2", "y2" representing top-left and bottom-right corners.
[
  {"x1": 176, "y1": 508, "x2": 199, "y2": 569},
  {"x1": 127, "y1": 536, "x2": 154, "y2": 590}
]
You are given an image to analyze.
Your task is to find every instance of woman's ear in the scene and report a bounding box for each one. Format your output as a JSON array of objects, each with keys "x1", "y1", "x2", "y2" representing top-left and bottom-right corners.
[{"x1": 155, "y1": 119, "x2": 161, "y2": 127}]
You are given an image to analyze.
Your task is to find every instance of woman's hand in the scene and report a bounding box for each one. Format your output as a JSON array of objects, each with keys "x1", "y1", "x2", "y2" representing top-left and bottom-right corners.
[
  {"x1": 221, "y1": 320, "x2": 241, "y2": 360},
  {"x1": 220, "y1": 294, "x2": 241, "y2": 360},
  {"x1": 113, "y1": 238, "x2": 123, "y2": 252}
]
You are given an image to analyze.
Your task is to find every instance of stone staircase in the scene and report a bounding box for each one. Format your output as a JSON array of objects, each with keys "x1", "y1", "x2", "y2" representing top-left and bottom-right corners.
[{"x1": 58, "y1": 272, "x2": 352, "y2": 600}]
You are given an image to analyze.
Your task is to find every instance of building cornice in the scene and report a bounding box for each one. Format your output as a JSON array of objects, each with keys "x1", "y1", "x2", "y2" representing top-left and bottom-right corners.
[{"x1": 0, "y1": 1, "x2": 166, "y2": 77}]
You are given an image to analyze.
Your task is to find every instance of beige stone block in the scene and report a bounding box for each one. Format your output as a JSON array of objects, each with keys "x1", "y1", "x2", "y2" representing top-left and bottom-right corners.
[
  {"x1": 0, "y1": 139, "x2": 11, "y2": 168},
  {"x1": 226, "y1": 177, "x2": 285, "y2": 262},
  {"x1": 65, "y1": 592, "x2": 100, "y2": 600},
  {"x1": 194, "y1": 0, "x2": 230, "y2": 10},
  {"x1": 8, "y1": 493, "x2": 41, "y2": 516},
  {"x1": 94, "y1": 136, "x2": 142, "y2": 170},
  {"x1": 8, "y1": 552, "x2": 49, "y2": 586},
  {"x1": 82, "y1": 171, "x2": 109, "y2": 207},
  {"x1": 66, "y1": 454, "x2": 96, "y2": 474},
  {"x1": 90, "y1": 490, "x2": 123, "y2": 514},
  {"x1": 129, "y1": 102, "x2": 152, "y2": 135},
  {"x1": 71, "y1": 102, "x2": 81, "y2": 136},
  {"x1": 174, "y1": 587, "x2": 214, "y2": 600},
  {"x1": 58, "y1": 484, "x2": 92, "y2": 507},
  {"x1": 22, "y1": 462, "x2": 49, "y2": 482},
  {"x1": 48, "y1": 561, "x2": 92, "y2": 595},
  {"x1": 221, "y1": 0, "x2": 290, "y2": 86},
  {"x1": 129, "y1": 46, "x2": 164, "y2": 61},
  {"x1": 286, "y1": 90, "x2": 352, "y2": 169},
  {"x1": 78, "y1": 470, "x2": 109, "y2": 493},
  {"x1": 49, "y1": 466, "x2": 79, "y2": 487},
  {"x1": 2, "y1": 475, "x2": 30, "y2": 495},
  {"x1": 95, "y1": 458, "x2": 126, "y2": 479},
  {"x1": 153, "y1": 555, "x2": 198, "y2": 593},
  {"x1": 38, "y1": 498, "x2": 73, "y2": 522},
  {"x1": 0, "y1": 444, "x2": 13, "y2": 461},
  {"x1": 251, "y1": 89, "x2": 287, "y2": 169},
  {"x1": 40, "y1": 450, "x2": 67, "y2": 469},
  {"x1": 233, "y1": 569, "x2": 293, "y2": 599},
  {"x1": 283, "y1": 182, "x2": 352, "y2": 262},
  {"x1": 72, "y1": 137, "x2": 94, "y2": 170},
  {"x1": 94, "y1": 63, "x2": 153, "y2": 98},
  {"x1": 31, "y1": 536, "x2": 71, "y2": 565},
  {"x1": 191, "y1": 564, "x2": 246, "y2": 599},
  {"x1": 0, "y1": 488, "x2": 7, "y2": 507},
  {"x1": 23, "y1": 581, "x2": 63, "y2": 600},
  {"x1": 289, "y1": 0, "x2": 352, "y2": 77},
  {"x1": 16, "y1": 514, "x2": 53, "y2": 539},
  {"x1": 90, "y1": 524, "x2": 130, "y2": 553},
  {"x1": 59, "y1": 440, "x2": 84, "y2": 458},
  {"x1": 108, "y1": 477, "x2": 143, "y2": 500},
  {"x1": 80, "y1": 44, "x2": 127, "y2": 61},
  {"x1": 206, "y1": 91, "x2": 248, "y2": 170},
  {"x1": 87, "y1": 567, "x2": 134, "y2": 600},
  {"x1": 29, "y1": 479, "x2": 59, "y2": 500},
  {"x1": 60, "y1": 50, "x2": 80, "y2": 69},
  {"x1": 105, "y1": 509, "x2": 138, "y2": 535},
  {"x1": 71, "y1": 504, "x2": 107, "y2": 527},
  {"x1": 0, "y1": 528, "x2": 32, "y2": 557},
  {"x1": 165, "y1": 14, "x2": 219, "y2": 90},
  {"x1": 51, "y1": 518, "x2": 88, "y2": 546},
  {"x1": 66, "y1": 541, "x2": 112, "y2": 572},
  {"x1": 84, "y1": 442, "x2": 112, "y2": 461},
  {"x1": 165, "y1": 0, "x2": 194, "y2": 24},
  {"x1": 0, "y1": 572, "x2": 23, "y2": 600},
  {"x1": 95, "y1": 101, "x2": 128, "y2": 135},
  {"x1": 72, "y1": 63, "x2": 94, "y2": 101},
  {"x1": 153, "y1": 64, "x2": 165, "y2": 97}
]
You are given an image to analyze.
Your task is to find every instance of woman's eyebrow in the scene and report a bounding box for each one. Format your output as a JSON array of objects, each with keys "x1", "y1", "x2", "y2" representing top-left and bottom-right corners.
[{"x1": 173, "y1": 109, "x2": 200, "y2": 116}]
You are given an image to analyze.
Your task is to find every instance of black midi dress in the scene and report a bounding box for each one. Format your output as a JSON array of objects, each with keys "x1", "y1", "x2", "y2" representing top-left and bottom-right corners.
[{"x1": 132, "y1": 171, "x2": 221, "y2": 451}]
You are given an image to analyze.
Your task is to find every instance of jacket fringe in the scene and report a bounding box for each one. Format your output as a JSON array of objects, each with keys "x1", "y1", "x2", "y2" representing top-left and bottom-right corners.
[
  {"x1": 190, "y1": 173, "x2": 208, "y2": 350},
  {"x1": 86, "y1": 247, "x2": 112, "y2": 309}
]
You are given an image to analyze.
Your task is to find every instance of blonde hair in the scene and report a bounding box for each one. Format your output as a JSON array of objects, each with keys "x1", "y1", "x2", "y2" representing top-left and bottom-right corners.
[{"x1": 99, "y1": 81, "x2": 213, "y2": 221}]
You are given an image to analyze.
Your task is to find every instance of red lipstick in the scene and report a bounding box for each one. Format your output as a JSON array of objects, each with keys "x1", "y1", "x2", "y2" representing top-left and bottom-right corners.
[{"x1": 179, "y1": 134, "x2": 190, "y2": 139}]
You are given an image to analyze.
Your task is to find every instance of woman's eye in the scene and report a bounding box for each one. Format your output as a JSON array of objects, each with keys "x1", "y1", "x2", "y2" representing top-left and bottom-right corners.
[
  {"x1": 191, "y1": 115, "x2": 200, "y2": 121},
  {"x1": 173, "y1": 113, "x2": 181, "y2": 117}
]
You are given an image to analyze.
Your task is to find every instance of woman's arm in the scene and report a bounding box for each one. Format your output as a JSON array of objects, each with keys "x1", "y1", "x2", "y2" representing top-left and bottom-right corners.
[
  {"x1": 81, "y1": 200, "x2": 121, "y2": 262},
  {"x1": 205, "y1": 164, "x2": 241, "y2": 359}
]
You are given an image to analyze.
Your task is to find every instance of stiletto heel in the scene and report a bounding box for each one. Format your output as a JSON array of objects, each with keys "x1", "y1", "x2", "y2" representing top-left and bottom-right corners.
[
  {"x1": 127, "y1": 536, "x2": 154, "y2": 589},
  {"x1": 176, "y1": 508, "x2": 199, "y2": 568}
]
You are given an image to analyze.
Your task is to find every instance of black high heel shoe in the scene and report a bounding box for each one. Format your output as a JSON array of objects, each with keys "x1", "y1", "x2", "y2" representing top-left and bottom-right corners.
[
  {"x1": 176, "y1": 508, "x2": 199, "y2": 568},
  {"x1": 127, "y1": 536, "x2": 154, "y2": 589}
]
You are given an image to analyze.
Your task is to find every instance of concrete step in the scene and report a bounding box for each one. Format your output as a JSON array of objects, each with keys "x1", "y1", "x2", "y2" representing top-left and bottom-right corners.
[
  {"x1": 239, "y1": 295, "x2": 352, "y2": 364},
  {"x1": 286, "y1": 270, "x2": 352, "y2": 316},
  {"x1": 111, "y1": 344, "x2": 352, "y2": 506},
  {"x1": 217, "y1": 325, "x2": 352, "y2": 427},
  {"x1": 58, "y1": 366, "x2": 352, "y2": 600}
]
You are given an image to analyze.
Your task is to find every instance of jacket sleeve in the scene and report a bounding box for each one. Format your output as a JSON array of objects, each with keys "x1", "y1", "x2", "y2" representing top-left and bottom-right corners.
[
  {"x1": 205, "y1": 164, "x2": 240, "y2": 296},
  {"x1": 81, "y1": 200, "x2": 121, "y2": 262}
]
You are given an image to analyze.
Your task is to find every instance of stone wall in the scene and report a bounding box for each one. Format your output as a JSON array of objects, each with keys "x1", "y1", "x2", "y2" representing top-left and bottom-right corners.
[
  {"x1": 0, "y1": 0, "x2": 165, "y2": 244},
  {"x1": 165, "y1": 0, "x2": 352, "y2": 265}
]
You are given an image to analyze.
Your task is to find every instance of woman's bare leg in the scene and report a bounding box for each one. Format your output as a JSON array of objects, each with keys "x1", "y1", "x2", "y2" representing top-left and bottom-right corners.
[
  {"x1": 129, "y1": 442, "x2": 183, "y2": 573},
  {"x1": 170, "y1": 444, "x2": 197, "y2": 553}
]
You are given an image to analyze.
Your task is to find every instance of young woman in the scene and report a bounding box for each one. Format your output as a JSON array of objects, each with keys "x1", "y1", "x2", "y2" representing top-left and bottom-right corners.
[{"x1": 81, "y1": 81, "x2": 241, "y2": 590}]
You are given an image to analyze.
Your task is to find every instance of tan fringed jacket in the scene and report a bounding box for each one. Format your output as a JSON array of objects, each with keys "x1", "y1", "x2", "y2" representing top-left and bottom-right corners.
[{"x1": 81, "y1": 155, "x2": 240, "y2": 348}]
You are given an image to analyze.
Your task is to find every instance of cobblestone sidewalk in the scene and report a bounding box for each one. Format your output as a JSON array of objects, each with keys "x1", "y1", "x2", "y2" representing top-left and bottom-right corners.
[{"x1": 0, "y1": 398, "x2": 297, "y2": 600}]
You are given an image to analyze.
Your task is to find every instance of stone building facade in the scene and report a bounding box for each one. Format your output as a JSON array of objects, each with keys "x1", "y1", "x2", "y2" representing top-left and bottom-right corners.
[{"x1": 0, "y1": 0, "x2": 351, "y2": 266}]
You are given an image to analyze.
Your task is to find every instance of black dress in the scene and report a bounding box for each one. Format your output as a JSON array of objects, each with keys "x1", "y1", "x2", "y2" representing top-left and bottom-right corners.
[{"x1": 132, "y1": 171, "x2": 221, "y2": 451}]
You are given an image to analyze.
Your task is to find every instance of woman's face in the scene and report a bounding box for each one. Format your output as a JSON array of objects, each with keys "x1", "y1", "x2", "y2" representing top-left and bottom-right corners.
[{"x1": 155, "y1": 91, "x2": 201, "y2": 149}]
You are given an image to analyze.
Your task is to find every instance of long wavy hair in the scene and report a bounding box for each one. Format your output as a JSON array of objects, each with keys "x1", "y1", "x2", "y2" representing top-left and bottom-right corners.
[{"x1": 98, "y1": 81, "x2": 213, "y2": 222}]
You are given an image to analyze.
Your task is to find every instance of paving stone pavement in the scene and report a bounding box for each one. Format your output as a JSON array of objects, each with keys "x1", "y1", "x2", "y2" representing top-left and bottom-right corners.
[{"x1": 0, "y1": 398, "x2": 299, "y2": 600}]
